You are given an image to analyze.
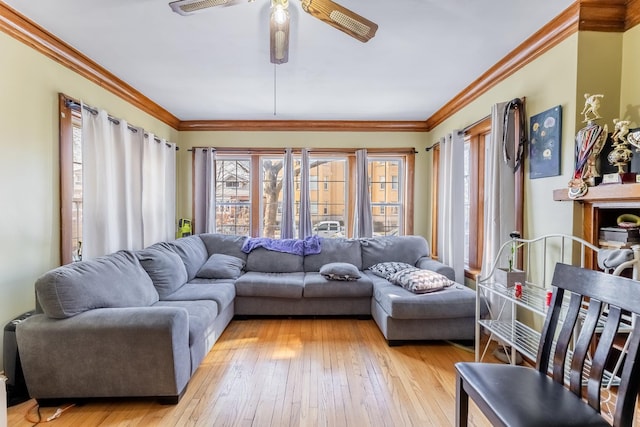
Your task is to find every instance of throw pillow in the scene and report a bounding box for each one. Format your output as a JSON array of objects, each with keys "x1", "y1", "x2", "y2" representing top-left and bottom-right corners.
[
  {"x1": 319, "y1": 262, "x2": 361, "y2": 281},
  {"x1": 197, "y1": 253, "x2": 245, "y2": 279},
  {"x1": 368, "y1": 261, "x2": 414, "y2": 279},
  {"x1": 387, "y1": 267, "x2": 454, "y2": 294}
]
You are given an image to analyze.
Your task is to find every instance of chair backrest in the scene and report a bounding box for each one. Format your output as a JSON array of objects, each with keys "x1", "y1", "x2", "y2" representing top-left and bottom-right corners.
[{"x1": 537, "y1": 263, "x2": 640, "y2": 426}]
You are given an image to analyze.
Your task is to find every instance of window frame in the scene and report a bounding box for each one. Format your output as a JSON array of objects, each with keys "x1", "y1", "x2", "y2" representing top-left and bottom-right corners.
[
  {"x1": 202, "y1": 147, "x2": 415, "y2": 237},
  {"x1": 431, "y1": 114, "x2": 523, "y2": 280}
]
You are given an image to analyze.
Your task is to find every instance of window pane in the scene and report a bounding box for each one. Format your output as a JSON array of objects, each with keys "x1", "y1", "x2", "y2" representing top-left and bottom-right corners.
[
  {"x1": 369, "y1": 158, "x2": 402, "y2": 236},
  {"x1": 72, "y1": 124, "x2": 83, "y2": 261},
  {"x1": 463, "y1": 142, "x2": 470, "y2": 267},
  {"x1": 310, "y1": 158, "x2": 346, "y2": 238},
  {"x1": 215, "y1": 159, "x2": 251, "y2": 235}
]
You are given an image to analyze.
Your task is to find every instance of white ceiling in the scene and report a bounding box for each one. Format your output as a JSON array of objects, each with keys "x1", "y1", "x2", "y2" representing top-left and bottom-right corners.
[{"x1": 4, "y1": 0, "x2": 574, "y2": 121}]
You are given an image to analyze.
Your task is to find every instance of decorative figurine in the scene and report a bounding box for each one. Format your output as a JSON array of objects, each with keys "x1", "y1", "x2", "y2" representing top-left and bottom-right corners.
[
  {"x1": 569, "y1": 93, "x2": 608, "y2": 199},
  {"x1": 580, "y1": 93, "x2": 604, "y2": 123},
  {"x1": 605, "y1": 118, "x2": 634, "y2": 181}
]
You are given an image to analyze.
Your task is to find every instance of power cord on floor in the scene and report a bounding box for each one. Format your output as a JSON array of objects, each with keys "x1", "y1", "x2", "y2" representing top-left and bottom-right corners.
[{"x1": 25, "y1": 402, "x2": 76, "y2": 425}]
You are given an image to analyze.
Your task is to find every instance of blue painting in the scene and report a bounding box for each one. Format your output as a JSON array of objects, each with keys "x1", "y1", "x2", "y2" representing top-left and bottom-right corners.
[{"x1": 529, "y1": 105, "x2": 562, "y2": 179}]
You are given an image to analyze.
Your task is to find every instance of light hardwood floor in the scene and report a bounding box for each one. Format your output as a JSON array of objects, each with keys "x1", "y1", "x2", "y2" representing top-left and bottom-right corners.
[{"x1": 7, "y1": 318, "x2": 495, "y2": 426}]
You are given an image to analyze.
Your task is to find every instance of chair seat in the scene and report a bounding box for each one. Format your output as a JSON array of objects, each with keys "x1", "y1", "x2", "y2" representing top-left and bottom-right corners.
[{"x1": 455, "y1": 362, "x2": 610, "y2": 427}]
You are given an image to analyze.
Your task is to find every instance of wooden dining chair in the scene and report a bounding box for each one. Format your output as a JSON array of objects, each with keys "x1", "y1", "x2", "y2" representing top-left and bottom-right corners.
[{"x1": 455, "y1": 263, "x2": 640, "y2": 427}]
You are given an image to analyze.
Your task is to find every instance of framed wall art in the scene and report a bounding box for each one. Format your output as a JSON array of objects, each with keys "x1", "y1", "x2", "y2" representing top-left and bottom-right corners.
[{"x1": 529, "y1": 105, "x2": 562, "y2": 179}]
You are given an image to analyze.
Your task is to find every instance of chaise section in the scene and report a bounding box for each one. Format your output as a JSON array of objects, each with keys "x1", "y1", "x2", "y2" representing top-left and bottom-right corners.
[{"x1": 367, "y1": 271, "x2": 482, "y2": 344}]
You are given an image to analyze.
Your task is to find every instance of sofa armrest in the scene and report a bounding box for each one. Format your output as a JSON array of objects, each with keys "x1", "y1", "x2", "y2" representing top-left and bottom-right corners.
[
  {"x1": 16, "y1": 306, "x2": 192, "y2": 400},
  {"x1": 416, "y1": 257, "x2": 456, "y2": 281}
]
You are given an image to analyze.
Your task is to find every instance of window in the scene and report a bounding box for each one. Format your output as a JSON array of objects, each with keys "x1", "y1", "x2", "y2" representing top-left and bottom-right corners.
[
  {"x1": 60, "y1": 94, "x2": 84, "y2": 264},
  {"x1": 463, "y1": 119, "x2": 490, "y2": 273},
  {"x1": 432, "y1": 112, "x2": 523, "y2": 278},
  {"x1": 215, "y1": 158, "x2": 251, "y2": 236},
  {"x1": 202, "y1": 148, "x2": 414, "y2": 238},
  {"x1": 369, "y1": 158, "x2": 403, "y2": 237}
]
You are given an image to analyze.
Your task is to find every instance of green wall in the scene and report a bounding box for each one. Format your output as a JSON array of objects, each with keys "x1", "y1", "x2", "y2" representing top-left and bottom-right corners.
[{"x1": 0, "y1": 31, "x2": 178, "y2": 368}]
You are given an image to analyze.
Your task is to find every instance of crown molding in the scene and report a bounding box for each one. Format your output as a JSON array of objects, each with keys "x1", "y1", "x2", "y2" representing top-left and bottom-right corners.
[
  {"x1": 627, "y1": 0, "x2": 640, "y2": 30},
  {"x1": 178, "y1": 120, "x2": 429, "y2": 132},
  {"x1": 2, "y1": 1, "x2": 638, "y2": 133},
  {"x1": 578, "y1": 0, "x2": 627, "y2": 31},
  {"x1": 0, "y1": 2, "x2": 181, "y2": 129}
]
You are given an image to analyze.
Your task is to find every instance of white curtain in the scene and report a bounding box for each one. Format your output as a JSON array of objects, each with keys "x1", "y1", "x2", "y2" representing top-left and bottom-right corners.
[
  {"x1": 193, "y1": 148, "x2": 216, "y2": 235},
  {"x1": 481, "y1": 101, "x2": 518, "y2": 327},
  {"x1": 353, "y1": 149, "x2": 373, "y2": 238},
  {"x1": 437, "y1": 131, "x2": 465, "y2": 283},
  {"x1": 298, "y1": 148, "x2": 313, "y2": 238},
  {"x1": 281, "y1": 148, "x2": 295, "y2": 239},
  {"x1": 142, "y1": 134, "x2": 176, "y2": 246},
  {"x1": 82, "y1": 106, "x2": 175, "y2": 259},
  {"x1": 480, "y1": 101, "x2": 518, "y2": 278}
]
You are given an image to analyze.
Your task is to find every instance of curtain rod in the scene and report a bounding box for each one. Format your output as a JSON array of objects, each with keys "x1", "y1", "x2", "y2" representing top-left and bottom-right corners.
[
  {"x1": 187, "y1": 147, "x2": 418, "y2": 154},
  {"x1": 65, "y1": 99, "x2": 179, "y2": 151}
]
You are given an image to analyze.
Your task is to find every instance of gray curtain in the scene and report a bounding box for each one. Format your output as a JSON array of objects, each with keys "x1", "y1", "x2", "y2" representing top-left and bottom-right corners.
[
  {"x1": 298, "y1": 148, "x2": 313, "y2": 238},
  {"x1": 437, "y1": 131, "x2": 465, "y2": 283},
  {"x1": 281, "y1": 148, "x2": 295, "y2": 239},
  {"x1": 193, "y1": 148, "x2": 216, "y2": 234},
  {"x1": 353, "y1": 149, "x2": 373, "y2": 238}
]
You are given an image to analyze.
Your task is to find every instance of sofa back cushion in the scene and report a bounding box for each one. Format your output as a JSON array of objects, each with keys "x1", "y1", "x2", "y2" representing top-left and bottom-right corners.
[
  {"x1": 245, "y1": 248, "x2": 304, "y2": 273},
  {"x1": 136, "y1": 247, "x2": 189, "y2": 298},
  {"x1": 303, "y1": 238, "x2": 362, "y2": 272},
  {"x1": 164, "y1": 235, "x2": 209, "y2": 281},
  {"x1": 199, "y1": 233, "x2": 248, "y2": 261},
  {"x1": 360, "y1": 236, "x2": 430, "y2": 269},
  {"x1": 36, "y1": 250, "x2": 159, "y2": 319}
]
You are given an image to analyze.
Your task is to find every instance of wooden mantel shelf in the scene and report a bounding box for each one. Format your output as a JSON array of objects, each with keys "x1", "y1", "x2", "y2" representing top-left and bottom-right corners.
[{"x1": 553, "y1": 183, "x2": 640, "y2": 202}]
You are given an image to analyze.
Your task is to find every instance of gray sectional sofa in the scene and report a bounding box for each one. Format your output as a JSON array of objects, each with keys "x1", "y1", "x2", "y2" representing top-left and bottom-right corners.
[{"x1": 16, "y1": 233, "x2": 479, "y2": 404}]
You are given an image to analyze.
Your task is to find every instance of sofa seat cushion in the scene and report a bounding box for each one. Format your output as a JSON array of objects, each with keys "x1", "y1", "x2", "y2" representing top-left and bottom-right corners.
[
  {"x1": 235, "y1": 272, "x2": 305, "y2": 298},
  {"x1": 367, "y1": 272, "x2": 476, "y2": 320},
  {"x1": 162, "y1": 280, "x2": 236, "y2": 312},
  {"x1": 153, "y1": 300, "x2": 218, "y2": 347},
  {"x1": 303, "y1": 238, "x2": 362, "y2": 272},
  {"x1": 303, "y1": 273, "x2": 373, "y2": 298},
  {"x1": 36, "y1": 250, "x2": 159, "y2": 319}
]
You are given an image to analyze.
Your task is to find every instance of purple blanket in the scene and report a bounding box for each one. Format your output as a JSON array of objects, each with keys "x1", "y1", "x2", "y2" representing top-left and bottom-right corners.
[{"x1": 241, "y1": 235, "x2": 322, "y2": 256}]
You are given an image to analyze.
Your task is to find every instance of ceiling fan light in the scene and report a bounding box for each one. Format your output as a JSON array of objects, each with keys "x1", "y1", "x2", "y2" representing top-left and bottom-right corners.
[
  {"x1": 270, "y1": 0, "x2": 290, "y2": 64},
  {"x1": 274, "y1": 31, "x2": 287, "y2": 60},
  {"x1": 169, "y1": 0, "x2": 237, "y2": 15}
]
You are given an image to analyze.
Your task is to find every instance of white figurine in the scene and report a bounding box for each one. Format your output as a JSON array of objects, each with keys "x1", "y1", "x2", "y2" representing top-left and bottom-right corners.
[{"x1": 581, "y1": 93, "x2": 604, "y2": 123}]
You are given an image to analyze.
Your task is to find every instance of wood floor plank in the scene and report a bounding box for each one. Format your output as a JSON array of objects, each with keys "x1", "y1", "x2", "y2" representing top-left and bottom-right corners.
[{"x1": 7, "y1": 318, "x2": 496, "y2": 427}]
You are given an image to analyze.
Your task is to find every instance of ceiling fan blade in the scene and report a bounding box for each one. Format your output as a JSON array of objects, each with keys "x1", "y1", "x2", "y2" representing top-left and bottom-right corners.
[
  {"x1": 270, "y1": 0, "x2": 291, "y2": 64},
  {"x1": 300, "y1": 0, "x2": 378, "y2": 43},
  {"x1": 169, "y1": 0, "x2": 244, "y2": 16}
]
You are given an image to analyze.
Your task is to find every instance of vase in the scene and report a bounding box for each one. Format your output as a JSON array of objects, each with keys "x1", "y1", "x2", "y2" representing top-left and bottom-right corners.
[{"x1": 493, "y1": 268, "x2": 526, "y2": 288}]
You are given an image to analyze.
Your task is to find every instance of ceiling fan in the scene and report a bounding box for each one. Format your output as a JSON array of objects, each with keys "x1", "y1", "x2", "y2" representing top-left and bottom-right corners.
[{"x1": 169, "y1": 0, "x2": 378, "y2": 64}]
